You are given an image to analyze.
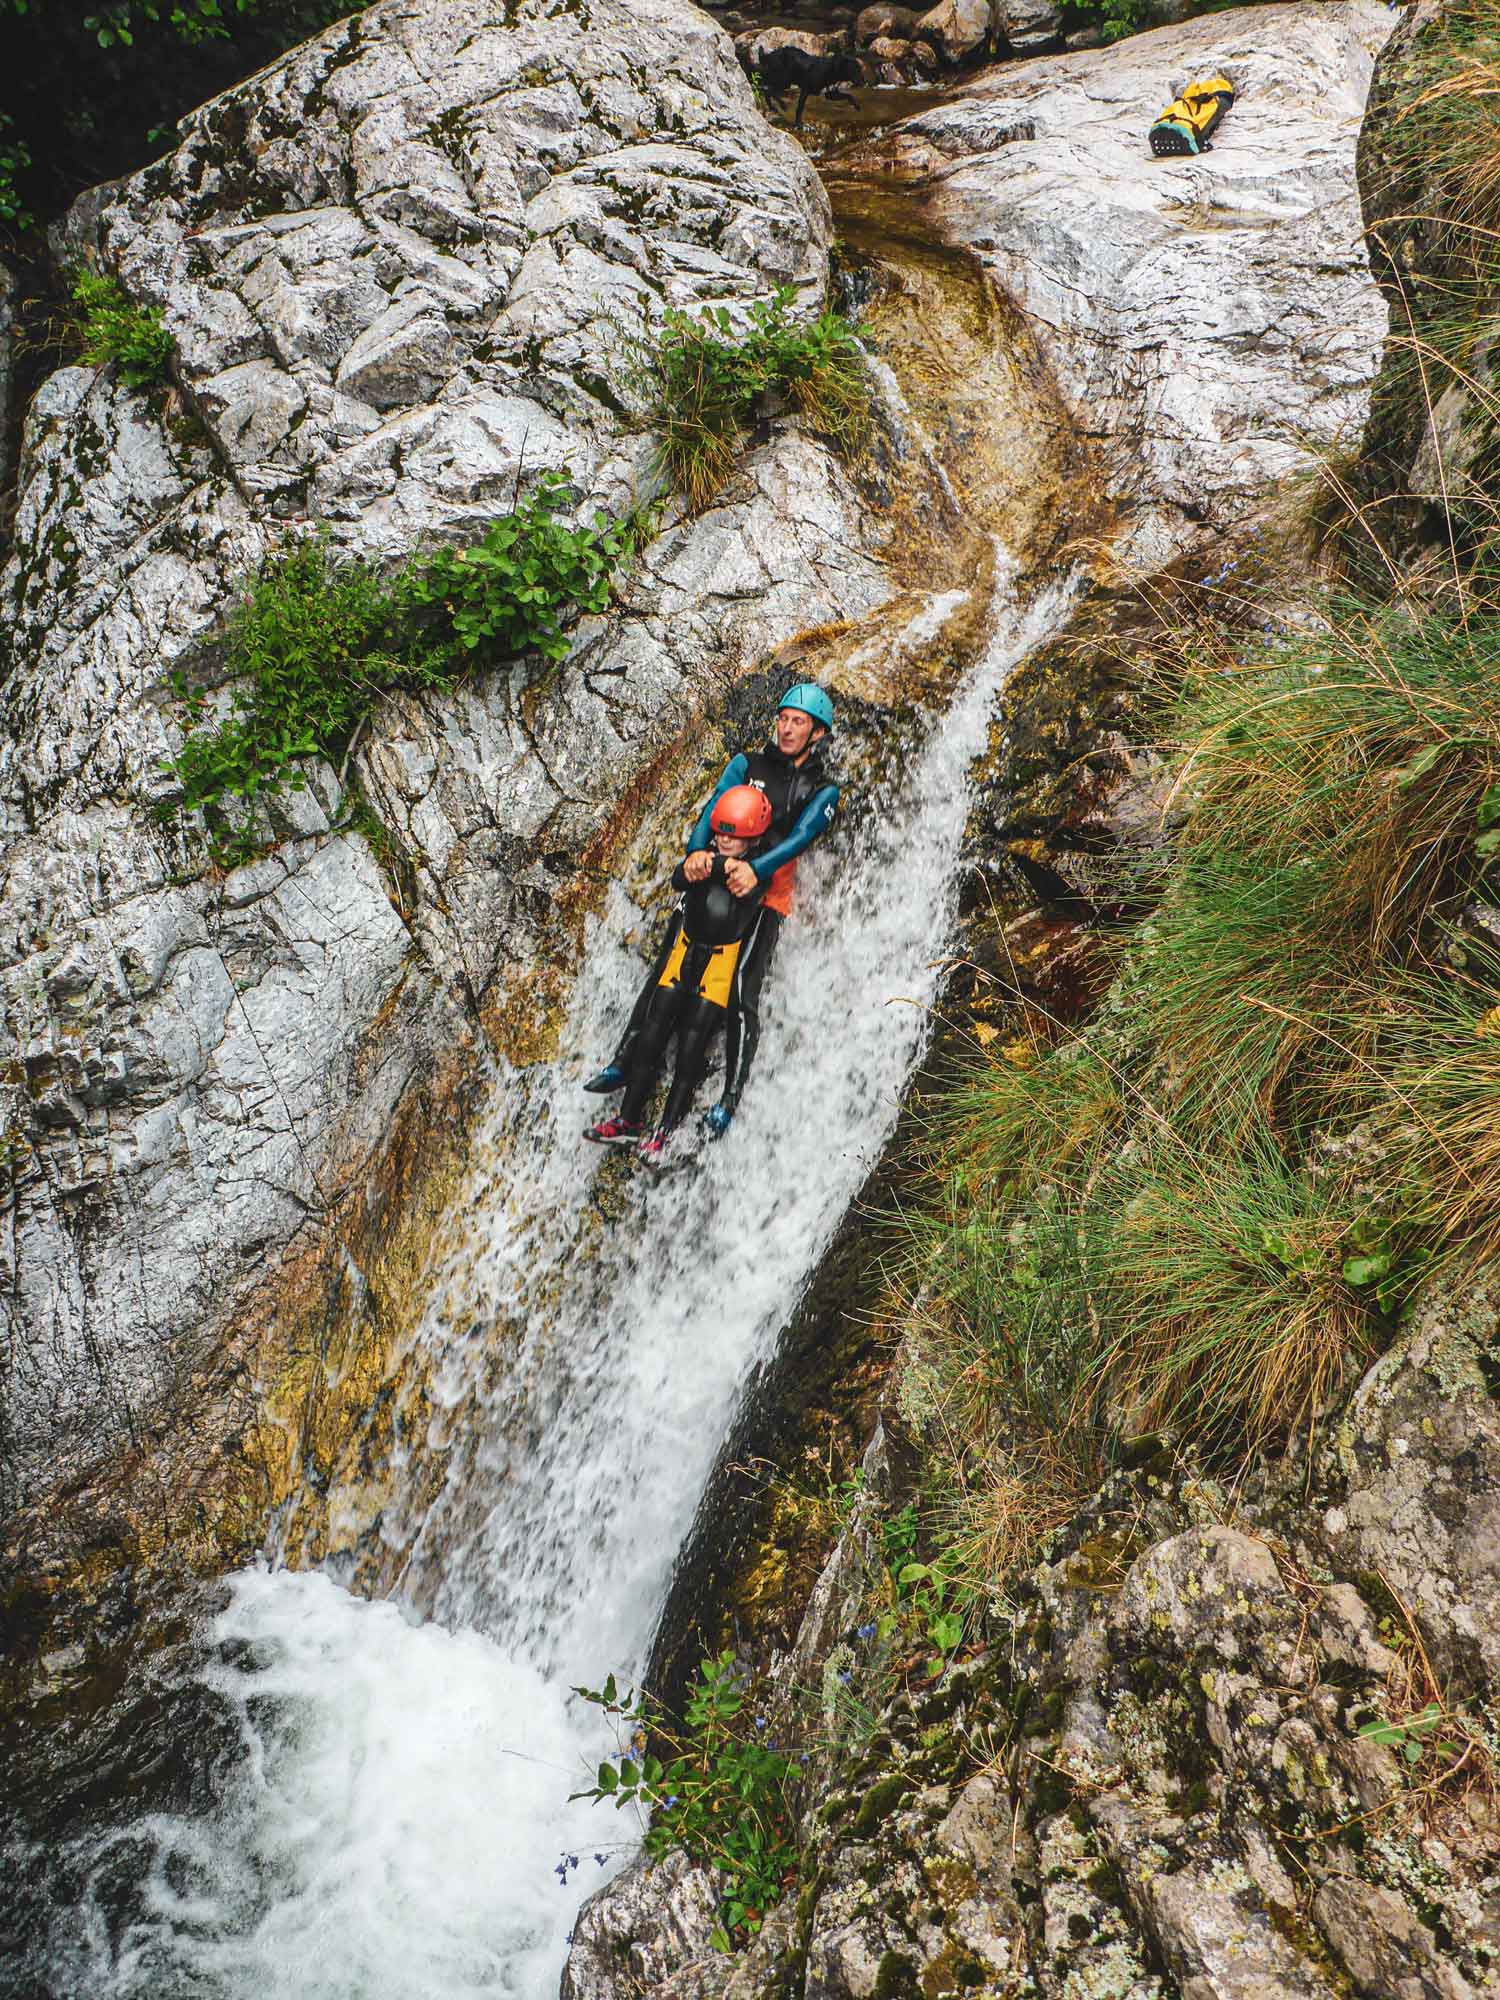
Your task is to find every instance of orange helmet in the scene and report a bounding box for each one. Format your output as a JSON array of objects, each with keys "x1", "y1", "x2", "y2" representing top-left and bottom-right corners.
[{"x1": 710, "y1": 784, "x2": 772, "y2": 840}]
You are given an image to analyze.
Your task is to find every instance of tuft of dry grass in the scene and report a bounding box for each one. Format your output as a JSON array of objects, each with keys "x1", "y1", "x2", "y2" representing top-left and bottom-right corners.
[
  {"x1": 646, "y1": 287, "x2": 870, "y2": 513},
  {"x1": 902, "y1": 592, "x2": 1500, "y2": 1516}
]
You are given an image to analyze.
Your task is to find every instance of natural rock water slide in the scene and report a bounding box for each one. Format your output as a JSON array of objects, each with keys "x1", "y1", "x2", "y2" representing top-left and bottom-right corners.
[{"x1": 1, "y1": 2, "x2": 1390, "y2": 1993}]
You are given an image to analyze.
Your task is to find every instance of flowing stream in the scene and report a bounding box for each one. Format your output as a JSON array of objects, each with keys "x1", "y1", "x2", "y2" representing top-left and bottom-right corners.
[
  {"x1": 16, "y1": 41, "x2": 1090, "y2": 1993},
  {"x1": 31, "y1": 557, "x2": 1075, "y2": 1999}
]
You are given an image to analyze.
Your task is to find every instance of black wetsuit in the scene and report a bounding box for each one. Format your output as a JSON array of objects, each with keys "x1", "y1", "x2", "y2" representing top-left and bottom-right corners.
[
  {"x1": 611, "y1": 742, "x2": 839, "y2": 1115},
  {"x1": 619, "y1": 853, "x2": 769, "y2": 1133}
]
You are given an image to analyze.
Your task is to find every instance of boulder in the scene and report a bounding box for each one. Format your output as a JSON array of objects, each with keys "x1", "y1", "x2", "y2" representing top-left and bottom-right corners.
[
  {"x1": 914, "y1": 0, "x2": 993, "y2": 65},
  {"x1": 1304, "y1": 1272, "x2": 1500, "y2": 1687},
  {"x1": 563, "y1": 1852, "x2": 722, "y2": 2000},
  {"x1": 735, "y1": 25, "x2": 846, "y2": 65},
  {"x1": 0, "y1": 0, "x2": 894, "y2": 1513},
  {"x1": 846, "y1": 0, "x2": 1396, "y2": 566},
  {"x1": 855, "y1": 3, "x2": 927, "y2": 43},
  {"x1": 996, "y1": 0, "x2": 1063, "y2": 47}
]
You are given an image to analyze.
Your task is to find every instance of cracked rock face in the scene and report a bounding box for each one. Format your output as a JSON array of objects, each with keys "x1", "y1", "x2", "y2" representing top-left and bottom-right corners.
[
  {"x1": 567, "y1": 1281, "x2": 1500, "y2": 2000},
  {"x1": 0, "y1": 0, "x2": 894, "y2": 1515},
  {"x1": 847, "y1": 0, "x2": 1394, "y2": 565}
]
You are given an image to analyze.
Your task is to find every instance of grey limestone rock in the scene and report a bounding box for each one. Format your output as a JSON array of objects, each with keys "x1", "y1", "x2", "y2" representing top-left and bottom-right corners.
[
  {"x1": 1304, "y1": 1272, "x2": 1500, "y2": 1686},
  {"x1": 0, "y1": 258, "x2": 14, "y2": 478},
  {"x1": 564, "y1": 1850, "x2": 724, "y2": 2000},
  {"x1": 915, "y1": 0, "x2": 995, "y2": 65},
  {"x1": 0, "y1": 0, "x2": 892, "y2": 1514},
  {"x1": 854, "y1": 0, "x2": 1395, "y2": 566}
]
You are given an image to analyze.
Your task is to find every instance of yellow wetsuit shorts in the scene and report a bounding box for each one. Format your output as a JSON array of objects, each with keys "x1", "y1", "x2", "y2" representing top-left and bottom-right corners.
[{"x1": 659, "y1": 932, "x2": 744, "y2": 1011}]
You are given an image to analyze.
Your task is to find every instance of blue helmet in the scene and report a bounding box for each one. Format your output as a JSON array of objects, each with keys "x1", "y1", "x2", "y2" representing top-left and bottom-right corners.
[{"x1": 778, "y1": 682, "x2": 835, "y2": 732}]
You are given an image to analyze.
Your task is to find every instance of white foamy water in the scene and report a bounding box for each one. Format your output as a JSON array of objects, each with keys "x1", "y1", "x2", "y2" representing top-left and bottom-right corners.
[
  {"x1": 36, "y1": 566, "x2": 1075, "y2": 2000},
  {"x1": 46, "y1": 1570, "x2": 614, "y2": 2000}
]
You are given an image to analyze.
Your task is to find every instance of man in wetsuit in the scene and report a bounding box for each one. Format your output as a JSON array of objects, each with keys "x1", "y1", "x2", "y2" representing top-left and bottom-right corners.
[{"x1": 583, "y1": 681, "x2": 840, "y2": 1135}]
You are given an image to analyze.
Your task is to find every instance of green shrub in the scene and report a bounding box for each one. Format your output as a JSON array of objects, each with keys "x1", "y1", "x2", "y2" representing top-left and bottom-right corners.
[
  {"x1": 1098, "y1": 0, "x2": 1146, "y2": 42},
  {"x1": 647, "y1": 285, "x2": 870, "y2": 512},
  {"x1": 71, "y1": 269, "x2": 174, "y2": 387},
  {"x1": 403, "y1": 472, "x2": 630, "y2": 667},
  {"x1": 164, "y1": 535, "x2": 405, "y2": 860},
  {"x1": 161, "y1": 475, "x2": 634, "y2": 861},
  {"x1": 0, "y1": 113, "x2": 32, "y2": 231},
  {"x1": 572, "y1": 1657, "x2": 797, "y2": 1947}
]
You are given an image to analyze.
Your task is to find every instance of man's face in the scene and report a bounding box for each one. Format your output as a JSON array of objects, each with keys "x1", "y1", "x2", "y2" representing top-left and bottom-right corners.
[{"x1": 775, "y1": 706, "x2": 821, "y2": 760}]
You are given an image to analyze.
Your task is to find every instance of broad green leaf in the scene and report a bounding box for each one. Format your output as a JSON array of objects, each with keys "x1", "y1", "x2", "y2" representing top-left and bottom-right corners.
[{"x1": 1397, "y1": 743, "x2": 1445, "y2": 788}]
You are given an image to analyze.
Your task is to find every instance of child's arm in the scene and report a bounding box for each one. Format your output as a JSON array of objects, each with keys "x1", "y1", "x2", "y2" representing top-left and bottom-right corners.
[{"x1": 672, "y1": 852, "x2": 726, "y2": 890}]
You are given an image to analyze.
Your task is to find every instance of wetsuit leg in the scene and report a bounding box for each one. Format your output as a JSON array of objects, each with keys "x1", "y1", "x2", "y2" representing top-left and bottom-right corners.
[
  {"x1": 719, "y1": 909, "x2": 783, "y2": 1114},
  {"x1": 611, "y1": 906, "x2": 684, "y2": 1072},
  {"x1": 620, "y1": 985, "x2": 684, "y2": 1126},
  {"x1": 661, "y1": 994, "x2": 725, "y2": 1131}
]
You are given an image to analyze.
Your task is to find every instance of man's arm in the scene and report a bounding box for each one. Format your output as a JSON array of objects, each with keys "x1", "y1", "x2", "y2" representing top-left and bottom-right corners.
[
  {"x1": 686, "y1": 755, "x2": 750, "y2": 852},
  {"x1": 749, "y1": 784, "x2": 839, "y2": 882}
]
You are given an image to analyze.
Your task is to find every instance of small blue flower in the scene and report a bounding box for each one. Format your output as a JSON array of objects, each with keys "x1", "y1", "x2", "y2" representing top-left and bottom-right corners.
[
  {"x1": 754, "y1": 1715, "x2": 766, "y2": 1730},
  {"x1": 800, "y1": 1753, "x2": 810, "y2": 1765},
  {"x1": 856, "y1": 1622, "x2": 877, "y2": 1642}
]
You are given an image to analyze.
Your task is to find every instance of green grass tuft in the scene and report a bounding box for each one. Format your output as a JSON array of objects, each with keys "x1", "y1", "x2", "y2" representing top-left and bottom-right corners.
[
  {"x1": 906, "y1": 595, "x2": 1500, "y2": 1563},
  {"x1": 646, "y1": 285, "x2": 870, "y2": 513}
]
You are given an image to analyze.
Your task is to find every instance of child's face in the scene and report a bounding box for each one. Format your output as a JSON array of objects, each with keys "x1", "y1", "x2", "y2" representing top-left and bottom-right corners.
[{"x1": 713, "y1": 830, "x2": 751, "y2": 859}]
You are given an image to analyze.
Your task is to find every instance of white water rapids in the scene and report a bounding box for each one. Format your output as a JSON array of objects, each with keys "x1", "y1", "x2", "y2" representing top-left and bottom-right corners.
[{"x1": 36, "y1": 566, "x2": 1073, "y2": 2000}]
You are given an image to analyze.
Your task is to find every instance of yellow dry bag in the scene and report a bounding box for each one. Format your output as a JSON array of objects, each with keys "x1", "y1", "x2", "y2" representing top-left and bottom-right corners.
[{"x1": 1150, "y1": 74, "x2": 1235, "y2": 158}]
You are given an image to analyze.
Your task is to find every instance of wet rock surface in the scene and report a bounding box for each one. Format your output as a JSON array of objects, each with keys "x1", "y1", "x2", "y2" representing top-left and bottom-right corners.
[
  {"x1": 837, "y1": 0, "x2": 1394, "y2": 565},
  {"x1": 0, "y1": 0, "x2": 894, "y2": 1519},
  {"x1": 570, "y1": 1277, "x2": 1500, "y2": 2000}
]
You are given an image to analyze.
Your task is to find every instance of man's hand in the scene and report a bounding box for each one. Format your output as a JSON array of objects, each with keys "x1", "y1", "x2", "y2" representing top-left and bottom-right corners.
[
  {"x1": 683, "y1": 850, "x2": 714, "y2": 884},
  {"x1": 725, "y1": 859, "x2": 759, "y2": 898}
]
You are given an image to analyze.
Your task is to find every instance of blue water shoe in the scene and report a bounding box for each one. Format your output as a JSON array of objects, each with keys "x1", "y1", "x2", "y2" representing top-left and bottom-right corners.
[
  {"x1": 703, "y1": 1103, "x2": 733, "y2": 1139},
  {"x1": 583, "y1": 1063, "x2": 627, "y2": 1094}
]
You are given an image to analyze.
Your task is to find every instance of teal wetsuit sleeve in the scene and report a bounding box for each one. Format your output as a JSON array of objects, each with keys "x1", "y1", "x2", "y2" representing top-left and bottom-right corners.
[
  {"x1": 751, "y1": 784, "x2": 839, "y2": 881},
  {"x1": 687, "y1": 754, "x2": 749, "y2": 852}
]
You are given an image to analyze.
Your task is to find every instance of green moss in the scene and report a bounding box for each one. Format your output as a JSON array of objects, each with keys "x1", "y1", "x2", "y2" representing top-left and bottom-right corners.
[
  {"x1": 853, "y1": 1771, "x2": 916, "y2": 1837},
  {"x1": 874, "y1": 1950, "x2": 920, "y2": 2000}
]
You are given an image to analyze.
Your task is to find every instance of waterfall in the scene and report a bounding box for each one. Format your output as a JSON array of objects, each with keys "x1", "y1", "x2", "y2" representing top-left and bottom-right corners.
[{"x1": 31, "y1": 563, "x2": 1076, "y2": 2000}]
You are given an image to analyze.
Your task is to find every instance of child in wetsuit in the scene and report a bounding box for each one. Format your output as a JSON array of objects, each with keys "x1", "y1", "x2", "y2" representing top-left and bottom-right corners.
[{"x1": 585, "y1": 784, "x2": 773, "y2": 1161}]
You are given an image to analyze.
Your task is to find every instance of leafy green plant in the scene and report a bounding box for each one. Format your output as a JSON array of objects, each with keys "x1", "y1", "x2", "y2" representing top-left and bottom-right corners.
[
  {"x1": 572, "y1": 1656, "x2": 797, "y2": 1946},
  {"x1": 894, "y1": 1558, "x2": 967, "y2": 1665},
  {"x1": 647, "y1": 285, "x2": 869, "y2": 511},
  {"x1": 881, "y1": 1502, "x2": 919, "y2": 1576},
  {"x1": 403, "y1": 471, "x2": 629, "y2": 669},
  {"x1": 161, "y1": 535, "x2": 404, "y2": 861},
  {"x1": 73, "y1": 0, "x2": 331, "y2": 45},
  {"x1": 1359, "y1": 1703, "x2": 1462, "y2": 1768},
  {"x1": 70, "y1": 269, "x2": 174, "y2": 386},
  {"x1": 160, "y1": 479, "x2": 636, "y2": 861},
  {"x1": 1098, "y1": 0, "x2": 1146, "y2": 42},
  {"x1": 0, "y1": 113, "x2": 32, "y2": 230}
]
